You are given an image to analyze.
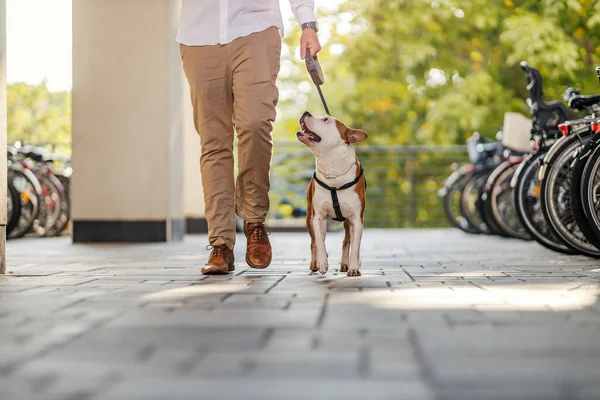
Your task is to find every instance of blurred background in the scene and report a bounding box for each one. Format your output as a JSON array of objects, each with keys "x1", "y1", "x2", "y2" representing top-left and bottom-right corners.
[{"x1": 7, "y1": 0, "x2": 600, "y2": 233}]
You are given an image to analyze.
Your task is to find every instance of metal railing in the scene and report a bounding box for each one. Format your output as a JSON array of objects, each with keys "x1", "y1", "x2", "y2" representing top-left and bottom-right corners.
[
  {"x1": 269, "y1": 141, "x2": 469, "y2": 228},
  {"x1": 12, "y1": 140, "x2": 470, "y2": 229}
]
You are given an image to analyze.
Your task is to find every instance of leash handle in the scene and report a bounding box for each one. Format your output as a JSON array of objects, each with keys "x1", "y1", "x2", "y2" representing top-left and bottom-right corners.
[
  {"x1": 305, "y1": 53, "x2": 330, "y2": 116},
  {"x1": 305, "y1": 53, "x2": 324, "y2": 85}
]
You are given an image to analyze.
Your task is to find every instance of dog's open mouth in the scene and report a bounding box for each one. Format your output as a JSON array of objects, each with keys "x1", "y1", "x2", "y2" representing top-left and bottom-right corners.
[{"x1": 298, "y1": 120, "x2": 322, "y2": 143}]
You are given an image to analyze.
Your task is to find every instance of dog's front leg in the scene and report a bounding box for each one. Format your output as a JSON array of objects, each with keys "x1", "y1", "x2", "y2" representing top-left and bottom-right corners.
[
  {"x1": 310, "y1": 213, "x2": 328, "y2": 275},
  {"x1": 340, "y1": 220, "x2": 350, "y2": 272},
  {"x1": 347, "y1": 216, "x2": 363, "y2": 277}
]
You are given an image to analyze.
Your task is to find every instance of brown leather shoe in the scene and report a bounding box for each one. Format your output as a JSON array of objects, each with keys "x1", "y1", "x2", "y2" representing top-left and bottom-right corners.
[
  {"x1": 201, "y1": 245, "x2": 235, "y2": 275},
  {"x1": 244, "y1": 222, "x2": 272, "y2": 269}
]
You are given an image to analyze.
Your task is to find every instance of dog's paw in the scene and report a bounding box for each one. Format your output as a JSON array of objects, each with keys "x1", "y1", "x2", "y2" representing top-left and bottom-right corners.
[
  {"x1": 340, "y1": 264, "x2": 349, "y2": 272},
  {"x1": 317, "y1": 259, "x2": 329, "y2": 275},
  {"x1": 310, "y1": 260, "x2": 318, "y2": 272},
  {"x1": 347, "y1": 268, "x2": 361, "y2": 277}
]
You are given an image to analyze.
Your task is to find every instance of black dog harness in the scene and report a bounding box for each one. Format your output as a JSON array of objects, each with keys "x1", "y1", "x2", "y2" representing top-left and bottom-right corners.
[{"x1": 313, "y1": 166, "x2": 366, "y2": 222}]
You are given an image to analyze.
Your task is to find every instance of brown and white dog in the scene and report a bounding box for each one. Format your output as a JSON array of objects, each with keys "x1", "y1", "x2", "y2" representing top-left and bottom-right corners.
[{"x1": 296, "y1": 111, "x2": 368, "y2": 277}]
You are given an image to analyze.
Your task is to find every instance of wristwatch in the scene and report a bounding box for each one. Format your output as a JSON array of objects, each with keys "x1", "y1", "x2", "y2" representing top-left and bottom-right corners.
[{"x1": 301, "y1": 21, "x2": 319, "y2": 32}]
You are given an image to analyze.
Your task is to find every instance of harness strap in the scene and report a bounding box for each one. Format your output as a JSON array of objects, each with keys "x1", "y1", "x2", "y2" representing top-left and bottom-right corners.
[{"x1": 313, "y1": 166, "x2": 365, "y2": 222}]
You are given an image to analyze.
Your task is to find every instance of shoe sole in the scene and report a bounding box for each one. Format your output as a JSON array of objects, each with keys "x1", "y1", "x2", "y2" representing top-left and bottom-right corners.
[{"x1": 245, "y1": 255, "x2": 272, "y2": 269}]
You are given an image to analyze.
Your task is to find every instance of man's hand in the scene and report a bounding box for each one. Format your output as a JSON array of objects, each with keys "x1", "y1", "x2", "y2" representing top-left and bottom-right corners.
[{"x1": 300, "y1": 28, "x2": 321, "y2": 60}]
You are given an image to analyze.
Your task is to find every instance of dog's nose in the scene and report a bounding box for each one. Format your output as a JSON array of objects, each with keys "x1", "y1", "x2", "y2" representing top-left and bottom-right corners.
[
  {"x1": 300, "y1": 111, "x2": 311, "y2": 122},
  {"x1": 296, "y1": 131, "x2": 302, "y2": 137}
]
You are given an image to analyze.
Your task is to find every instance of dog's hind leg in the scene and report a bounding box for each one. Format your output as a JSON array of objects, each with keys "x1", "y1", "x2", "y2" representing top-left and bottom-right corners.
[
  {"x1": 340, "y1": 220, "x2": 350, "y2": 272},
  {"x1": 308, "y1": 221, "x2": 318, "y2": 273}
]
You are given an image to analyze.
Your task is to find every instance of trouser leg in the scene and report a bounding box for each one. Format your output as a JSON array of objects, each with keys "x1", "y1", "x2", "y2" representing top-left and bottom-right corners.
[
  {"x1": 181, "y1": 43, "x2": 236, "y2": 249},
  {"x1": 230, "y1": 27, "x2": 281, "y2": 223}
]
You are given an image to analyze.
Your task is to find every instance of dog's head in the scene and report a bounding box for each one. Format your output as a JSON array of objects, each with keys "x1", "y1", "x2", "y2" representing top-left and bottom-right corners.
[{"x1": 296, "y1": 112, "x2": 368, "y2": 154}]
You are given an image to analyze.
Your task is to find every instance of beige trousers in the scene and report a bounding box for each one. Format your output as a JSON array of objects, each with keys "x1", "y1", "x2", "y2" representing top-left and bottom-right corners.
[{"x1": 181, "y1": 27, "x2": 281, "y2": 250}]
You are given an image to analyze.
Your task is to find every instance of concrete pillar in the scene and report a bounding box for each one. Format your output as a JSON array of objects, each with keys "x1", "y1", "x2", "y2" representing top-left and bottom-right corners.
[
  {"x1": 71, "y1": 0, "x2": 184, "y2": 242},
  {"x1": 182, "y1": 75, "x2": 207, "y2": 234},
  {"x1": 0, "y1": 0, "x2": 6, "y2": 272}
]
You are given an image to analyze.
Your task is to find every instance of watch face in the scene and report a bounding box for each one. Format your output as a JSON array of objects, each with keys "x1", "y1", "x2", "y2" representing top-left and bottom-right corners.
[{"x1": 303, "y1": 22, "x2": 318, "y2": 32}]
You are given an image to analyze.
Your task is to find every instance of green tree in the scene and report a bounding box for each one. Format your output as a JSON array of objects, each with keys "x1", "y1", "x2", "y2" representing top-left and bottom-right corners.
[
  {"x1": 270, "y1": 0, "x2": 600, "y2": 228},
  {"x1": 275, "y1": 0, "x2": 600, "y2": 144},
  {"x1": 7, "y1": 81, "x2": 71, "y2": 153}
]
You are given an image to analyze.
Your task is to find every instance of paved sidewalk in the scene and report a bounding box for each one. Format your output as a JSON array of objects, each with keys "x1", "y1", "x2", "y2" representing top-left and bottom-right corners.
[{"x1": 1, "y1": 229, "x2": 600, "y2": 400}]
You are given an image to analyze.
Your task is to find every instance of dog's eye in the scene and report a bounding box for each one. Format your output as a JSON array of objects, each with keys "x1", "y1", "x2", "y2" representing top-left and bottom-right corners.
[{"x1": 323, "y1": 117, "x2": 329, "y2": 122}]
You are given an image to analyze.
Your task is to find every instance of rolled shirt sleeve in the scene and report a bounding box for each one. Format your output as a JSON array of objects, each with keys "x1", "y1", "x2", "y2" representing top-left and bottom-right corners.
[{"x1": 289, "y1": 0, "x2": 317, "y2": 26}]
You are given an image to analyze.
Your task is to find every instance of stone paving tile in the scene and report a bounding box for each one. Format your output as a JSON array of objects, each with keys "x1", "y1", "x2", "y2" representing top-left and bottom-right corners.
[
  {"x1": 1, "y1": 229, "x2": 600, "y2": 400},
  {"x1": 94, "y1": 379, "x2": 435, "y2": 400}
]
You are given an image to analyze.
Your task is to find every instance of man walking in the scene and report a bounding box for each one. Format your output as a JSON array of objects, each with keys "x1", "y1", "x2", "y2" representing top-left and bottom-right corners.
[{"x1": 178, "y1": 1, "x2": 321, "y2": 274}]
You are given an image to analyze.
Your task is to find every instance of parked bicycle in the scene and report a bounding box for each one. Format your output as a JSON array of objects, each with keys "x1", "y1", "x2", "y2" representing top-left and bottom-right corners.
[
  {"x1": 6, "y1": 144, "x2": 71, "y2": 239},
  {"x1": 442, "y1": 62, "x2": 600, "y2": 259}
]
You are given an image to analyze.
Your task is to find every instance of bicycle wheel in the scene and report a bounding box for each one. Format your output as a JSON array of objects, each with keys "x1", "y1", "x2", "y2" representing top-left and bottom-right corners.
[
  {"x1": 8, "y1": 165, "x2": 42, "y2": 239},
  {"x1": 480, "y1": 163, "x2": 511, "y2": 237},
  {"x1": 487, "y1": 161, "x2": 531, "y2": 240},
  {"x1": 31, "y1": 171, "x2": 63, "y2": 237},
  {"x1": 442, "y1": 165, "x2": 479, "y2": 234},
  {"x1": 6, "y1": 179, "x2": 21, "y2": 236},
  {"x1": 460, "y1": 166, "x2": 495, "y2": 234},
  {"x1": 514, "y1": 150, "x2": 573, "y2": 253},
  {"x1": 541, "y1": 133, "x2": 600, "y2": 257},
  {"x1": 570, "y1": 139, "x2": 600, "y2": 249},
  {"x1": 580, "y1": 144, "x2": 600, "y2": 243},
  {"x1": 53, "y1": 173, "x2": 71, "y2": 236}
]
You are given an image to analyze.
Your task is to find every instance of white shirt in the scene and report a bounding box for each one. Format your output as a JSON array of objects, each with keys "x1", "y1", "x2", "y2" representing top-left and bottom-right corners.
[{"x1": 177, "y1": 0, "x2": 316, "y2": 46}]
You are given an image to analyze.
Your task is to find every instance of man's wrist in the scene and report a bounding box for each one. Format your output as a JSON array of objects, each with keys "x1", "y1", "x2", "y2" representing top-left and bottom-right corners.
[{"x1": 301, "y1": 21, "x2": 319, "y2": 33}]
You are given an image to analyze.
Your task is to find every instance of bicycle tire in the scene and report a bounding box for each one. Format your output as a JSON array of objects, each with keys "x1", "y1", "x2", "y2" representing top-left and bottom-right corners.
[
  {"x1": 6, "y1": 179, "x2": 21, "y2": 236},
  {"x1": 514, "y1": 150, "x2": 573, "y2": 254},
  {"x1": 570, "y1": 139, "x2": 600, "y2": 249},
  {"x1": 52, "y1": 188, "x2": 70, "y2": 236},
  {"x1": 488, "y1": 161, "x2": 531, "y2": 240},
  {"x1": 442, "y1": 166, "x2": 479, "y2": 234},
  {"x1": 31, "y1": 171, "x2": 63, "y2": 237},
  {"x1": 460, "y1": 166, "x2": 495, "y2": 234},
  {"x1": 8, "y1": 166, "x2": 42, "y2": 239},
  {"x1": 580, "y1": 143, "x2": 600, "y2": 243},
  {"x1": 540, "y1": 132, "x2": 600, "y2": 257},
  {"x1": 481, "y1": 161, "x2": 517, "y2": 237}
]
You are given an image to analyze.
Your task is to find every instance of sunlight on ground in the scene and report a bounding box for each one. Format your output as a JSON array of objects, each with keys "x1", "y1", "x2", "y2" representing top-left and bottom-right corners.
[
  {"x1": 139, "y1": 277, "x2": 600, "y2": 312},
  {"x1": 140, "y1": 283, "x2": 249, "y2": 302},
  {"x1": 332, "y1": 283, "x2": 600, "y2": 311}
]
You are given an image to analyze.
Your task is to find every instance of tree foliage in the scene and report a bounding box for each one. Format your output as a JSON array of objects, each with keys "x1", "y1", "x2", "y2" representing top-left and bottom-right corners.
[
  {"x1": 7, "y1": 81, "x2": 71, "y2": 153},
  {"x1": 270, "y1": 0, "x2": 600, "y2": 227},
  {"x1": 274, "y1": 0, "x2": 600, "y2": 145}
]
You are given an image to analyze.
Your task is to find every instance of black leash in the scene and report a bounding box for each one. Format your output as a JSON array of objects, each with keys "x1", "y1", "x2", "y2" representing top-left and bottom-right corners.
[{"x1": 305, "y1": 54, "x2": 330, "y2": 116}]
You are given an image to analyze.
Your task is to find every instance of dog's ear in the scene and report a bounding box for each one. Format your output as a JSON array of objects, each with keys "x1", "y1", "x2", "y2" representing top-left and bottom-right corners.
[{"x1": 346, "y1": 128, "x2": 368, "y2": 144}]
